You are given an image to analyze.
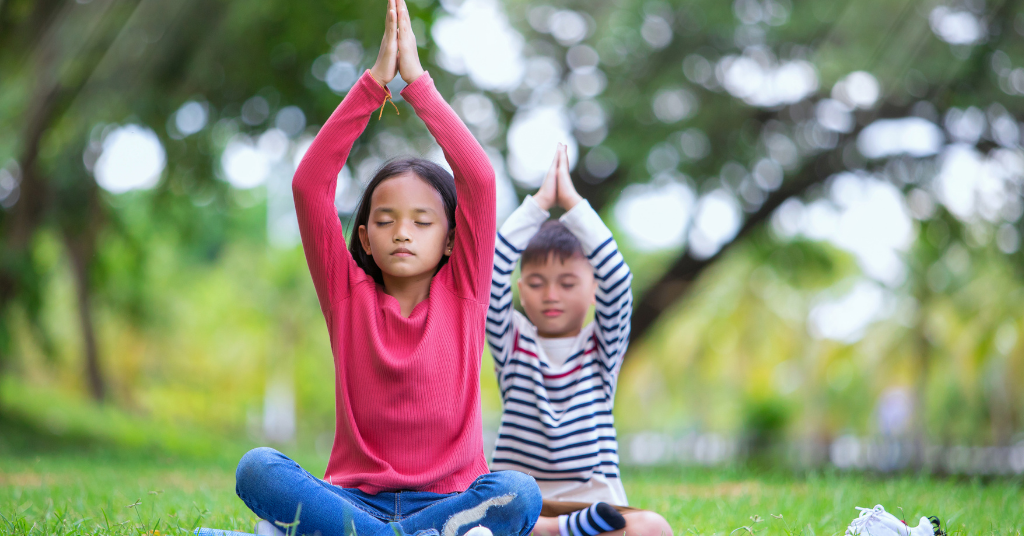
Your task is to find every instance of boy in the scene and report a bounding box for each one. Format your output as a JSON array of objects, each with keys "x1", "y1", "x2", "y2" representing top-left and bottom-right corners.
[{"x1": 486, "y1": 145, "x2": 672, "y2": 536}]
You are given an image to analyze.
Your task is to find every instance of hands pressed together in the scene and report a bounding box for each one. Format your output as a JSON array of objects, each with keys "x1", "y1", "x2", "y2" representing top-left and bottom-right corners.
[
  {"x1": 533, "y1": 143, "x2": 584, "y2": 212},
  {"x1": 369, "y1": 0, "x2": 583, "y2": 215},
  {"x1": 370, "y1": 0, "x2": 425, "y2": 88}
]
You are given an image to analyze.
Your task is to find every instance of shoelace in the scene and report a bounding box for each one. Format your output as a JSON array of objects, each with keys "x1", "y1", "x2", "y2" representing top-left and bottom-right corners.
[{"x1": 847, "y1": 505, "x2": 888, "y2": 535}]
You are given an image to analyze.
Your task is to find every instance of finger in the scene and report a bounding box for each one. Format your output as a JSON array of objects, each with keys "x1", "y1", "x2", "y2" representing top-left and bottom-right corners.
[
  {"x1": 399, "y1": 0, "x2": 417, "y2": 47},
  {"x1": 390, "y1": 5, "x2": 401, "y2": 54},
  {"x1": 396, "y1": 0, "x2": 409, "y2": 31},
  {"x1": 542, "y1": 147, "x2": 560, "y2": 185},
  {"x1": 391, "y1": 0, "x2": 399, "y2": 36},
  {"x1": 392, "y1": 0, "x2": 401, "y2": 37}
]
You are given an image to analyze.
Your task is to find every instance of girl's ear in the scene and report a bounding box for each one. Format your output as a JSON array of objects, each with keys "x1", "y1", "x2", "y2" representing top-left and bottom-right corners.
[
  {"x1": 444, "y1": 228, "x2": 455, "y2": 256},
  {"x1": 590, "y1": 277, "x2": 599, "y2": 305},
  {"x1": 358, "y1": 225, "x2": 372, "y2": 255}
]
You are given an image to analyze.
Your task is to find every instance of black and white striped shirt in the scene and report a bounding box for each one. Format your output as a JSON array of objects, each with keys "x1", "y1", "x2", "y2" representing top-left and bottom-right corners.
[{"x1": 486, "y1": 196, "x2": 633, "y2": 505}]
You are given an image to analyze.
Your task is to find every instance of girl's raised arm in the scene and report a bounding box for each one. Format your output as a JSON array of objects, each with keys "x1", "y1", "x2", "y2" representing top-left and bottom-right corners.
[
  {"x1": 293, "y1": 0, "x2": 400, "y2": 320},
  {"x1": 395, "y1": 0, "x2": 496, "y2": 304}
]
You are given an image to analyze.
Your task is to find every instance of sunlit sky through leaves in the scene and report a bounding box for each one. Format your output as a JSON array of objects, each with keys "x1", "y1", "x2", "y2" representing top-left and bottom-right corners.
[{"x1": 83, "y1": 0, "x2": 1024, "y2": 345}]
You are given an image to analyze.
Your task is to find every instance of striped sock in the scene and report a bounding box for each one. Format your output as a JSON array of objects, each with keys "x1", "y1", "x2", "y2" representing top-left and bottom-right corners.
[{"x1": 558, "y1": 503, "x2": 626, "y2": 536}]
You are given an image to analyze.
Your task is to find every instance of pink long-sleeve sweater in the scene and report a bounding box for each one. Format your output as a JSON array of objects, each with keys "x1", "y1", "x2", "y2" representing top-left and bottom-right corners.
[{"x1": 292, "y1": 70, "x2": 495, "y2": 494}]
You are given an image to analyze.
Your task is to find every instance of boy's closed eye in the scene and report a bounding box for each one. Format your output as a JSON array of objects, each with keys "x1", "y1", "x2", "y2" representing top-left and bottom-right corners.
[{"x1": 525, "y1": 276, "x2": 546, "y2": 289}]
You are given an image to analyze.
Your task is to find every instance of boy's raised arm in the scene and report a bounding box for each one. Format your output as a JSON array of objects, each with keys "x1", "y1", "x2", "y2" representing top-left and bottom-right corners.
[
  {"x1": 487, "y1": 151, "x2": 559, "y2": 382},
  {"x1": 556, "y1": 149, "x2": 633, "y2": 394}
]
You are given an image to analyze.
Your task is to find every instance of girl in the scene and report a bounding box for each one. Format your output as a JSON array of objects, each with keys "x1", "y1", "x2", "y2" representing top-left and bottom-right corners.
[{"x1": 233, "y1": 1, "x2": 541, "y2": 535}]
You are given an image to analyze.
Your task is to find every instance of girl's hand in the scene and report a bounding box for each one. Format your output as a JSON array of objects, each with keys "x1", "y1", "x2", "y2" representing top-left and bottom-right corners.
[
  {"x1": 556, "y1": 145, "x2": 583, "y2": 210},
  {"x1": 396, "y1": 0, "x2": 425, "y2": 84},
  {"x1": 369, "y1": 0, "x2": 399, "y2": 87},
  {"x1": 533, "y1": 144, "x2": 561, "y2": 211}
]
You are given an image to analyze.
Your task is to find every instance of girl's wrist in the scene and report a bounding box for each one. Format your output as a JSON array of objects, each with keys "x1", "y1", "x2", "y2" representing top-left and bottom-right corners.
[
  {"x1": 370, "y1": 67, "x2": 389, "y2": 88},
  {"x1": 401, "y1": 65, "x2": 425, "y2": 84}
]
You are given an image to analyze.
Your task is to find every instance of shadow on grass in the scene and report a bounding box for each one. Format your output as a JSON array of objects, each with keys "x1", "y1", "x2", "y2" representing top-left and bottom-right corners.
[{"x1": 0, "y1": 409, "x2": 110, "y2": 456}]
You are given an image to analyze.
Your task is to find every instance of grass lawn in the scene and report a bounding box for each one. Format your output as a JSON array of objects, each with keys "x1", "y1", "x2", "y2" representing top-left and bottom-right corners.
[
  {"x1": 3, "y1": 442, "x2": 1023, "y2": 534},
  {"x1": 1, "y1": 389, "x2": 1022, "y2": 535}
]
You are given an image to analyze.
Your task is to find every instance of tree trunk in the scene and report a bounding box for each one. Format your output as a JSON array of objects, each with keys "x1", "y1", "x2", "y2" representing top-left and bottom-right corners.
[
  {"x1": 628, "y1": 153, "x2": 837, "y2": 348},
  {"x1": 910, "y1": 299, "x2": 931, "y2": 469},
  {"x1": 64, "y1": 233, "x2": 105, "y2": 402}
]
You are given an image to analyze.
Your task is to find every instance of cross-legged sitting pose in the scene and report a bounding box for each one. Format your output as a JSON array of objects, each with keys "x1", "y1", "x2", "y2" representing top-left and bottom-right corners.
[
  {"x1": 232, "y1": 1, "x2": 541, "y2": 535},
  {"x1": 486, "y1": 146, "x2": 673, "y2": 536}
]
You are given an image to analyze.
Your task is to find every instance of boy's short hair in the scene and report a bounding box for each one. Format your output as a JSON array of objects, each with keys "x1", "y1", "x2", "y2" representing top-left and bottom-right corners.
[{"x1": 521, "y1": 220, "x2": 586, "y2": 267}]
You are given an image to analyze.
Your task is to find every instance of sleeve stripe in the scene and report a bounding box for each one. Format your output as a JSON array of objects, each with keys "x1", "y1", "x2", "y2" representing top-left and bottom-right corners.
[
  {"x1": 497, "y1": 232, "x2": 523, "y2": 253},
  {"x1": 587, "y1": 237, "x2": 614, "y2": 259}
]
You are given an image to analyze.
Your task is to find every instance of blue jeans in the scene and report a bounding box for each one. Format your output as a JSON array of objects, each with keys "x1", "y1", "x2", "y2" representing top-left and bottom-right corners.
[{"x1": 235, "y1": 448, "x2": 541, "y2": 536}]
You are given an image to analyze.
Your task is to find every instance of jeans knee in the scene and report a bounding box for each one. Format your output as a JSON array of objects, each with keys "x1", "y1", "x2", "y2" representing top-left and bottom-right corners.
[
  {"x1": 236, "y1": 447, "x2": 282, "y2": 495},
  {"x1": 493, "y1": 471, "x2": 542, "y2": 518}
]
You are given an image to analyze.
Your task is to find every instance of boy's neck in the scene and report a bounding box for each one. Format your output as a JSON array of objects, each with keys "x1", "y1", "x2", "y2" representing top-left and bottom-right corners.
[
  {"x1": 382, "y1": 271, "x2": 434, "y2": 317},
  {"x1": 536, "y1": 327, "x2": 583, "y2": 339}
]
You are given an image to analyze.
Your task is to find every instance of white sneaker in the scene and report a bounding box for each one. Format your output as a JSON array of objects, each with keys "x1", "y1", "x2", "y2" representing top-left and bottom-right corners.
[
  {"x1": 463, "y1": 526, "x2": 494, "y2": 536},
  {"x1": 254, "y1": 519, "x2": 287, "y2": 536},
  {"x1": 845, "y1": 505, "x2": 943, "y2": 536}
]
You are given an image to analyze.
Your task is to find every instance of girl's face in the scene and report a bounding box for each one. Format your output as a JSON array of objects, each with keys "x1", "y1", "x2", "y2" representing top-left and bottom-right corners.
[{"x1": 358, "y1": 173, "x2": 454, "y2": 282}]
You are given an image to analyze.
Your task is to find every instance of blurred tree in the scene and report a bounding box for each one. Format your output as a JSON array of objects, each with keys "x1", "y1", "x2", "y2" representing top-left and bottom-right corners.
[{"x1": 0, "y1": 0, "x2": 1021, "y2": 453}]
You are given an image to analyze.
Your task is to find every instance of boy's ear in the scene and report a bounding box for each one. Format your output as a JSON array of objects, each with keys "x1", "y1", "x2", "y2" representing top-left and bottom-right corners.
[
  {"x1": 358, "y1": 225, "x2": 372, "y2": 255},
  {"x1": 445, "y1": 229, "x2": 455, "y2": 256}
]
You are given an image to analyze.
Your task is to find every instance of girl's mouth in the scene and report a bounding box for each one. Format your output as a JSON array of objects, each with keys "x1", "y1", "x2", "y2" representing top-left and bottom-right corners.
[{"x1": 542, "y1": 309, "x2": 563, "y2": 317}]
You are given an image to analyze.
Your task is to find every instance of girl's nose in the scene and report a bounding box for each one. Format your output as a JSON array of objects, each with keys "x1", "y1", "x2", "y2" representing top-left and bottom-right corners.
[{"x1": 394, "y1": 222, "x2": 412, "y2": 242}]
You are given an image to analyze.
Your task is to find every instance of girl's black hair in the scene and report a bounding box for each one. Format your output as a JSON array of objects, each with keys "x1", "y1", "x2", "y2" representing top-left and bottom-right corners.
[{"x1": 348, "y1": 157, "x2": 458, "y2": 286}]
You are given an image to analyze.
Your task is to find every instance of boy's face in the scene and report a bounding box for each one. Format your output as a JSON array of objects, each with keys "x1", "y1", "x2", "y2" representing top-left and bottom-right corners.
[{"x1": 518, "y1": 254, "x2": 598, "y2": 338}]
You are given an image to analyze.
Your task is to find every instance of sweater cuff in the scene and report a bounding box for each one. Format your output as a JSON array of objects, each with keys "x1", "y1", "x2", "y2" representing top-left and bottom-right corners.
[
  {"x1": 521, "y1": 195, "x2": 551, "y2": 222},
  {"x1": 358, "y1": 69, "x2": 392, "y2": 102},
  {"x1": 399, "y1": 71, "x2": 436, "y2": 107},
  {"x1": 497, "y1": 195, "x2": 551, "y2": 246},
  {"x1": 559, "y1": 199, "x2": 613, "y2": 254}
]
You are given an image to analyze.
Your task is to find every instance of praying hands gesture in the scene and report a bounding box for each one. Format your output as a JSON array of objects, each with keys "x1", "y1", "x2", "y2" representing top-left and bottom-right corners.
[
  {"x1": 369, "y1": 0, "x2": 425, "y2": 88},
  {"x1": 533, "y1": 143, "x2": 583, "y2": 212}
]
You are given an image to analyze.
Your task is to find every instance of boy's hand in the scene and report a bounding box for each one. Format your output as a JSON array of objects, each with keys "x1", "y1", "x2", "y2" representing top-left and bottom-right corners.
[
  {"x1": 369, "y1": 0, "x2": 399, "y2": 87},
  {"x1": 396, "y1": 0, "x2": 425, "y2": 84},
  {"x1": 556, "y1": 144, "x2": 583, "y2": 210},
  {"x1": 533, "y1": 144, "x2": 561, "y2": 211}
]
